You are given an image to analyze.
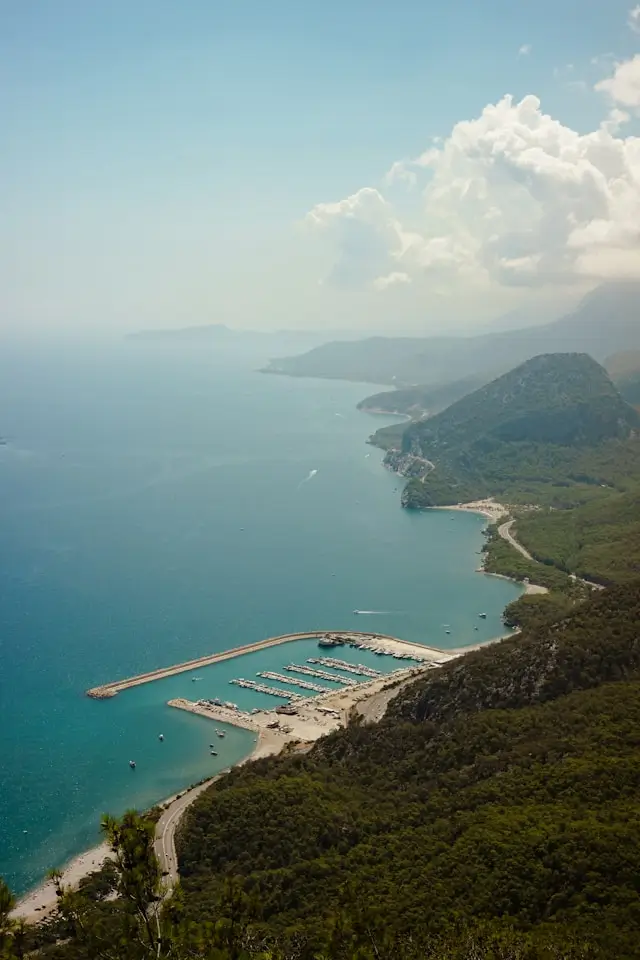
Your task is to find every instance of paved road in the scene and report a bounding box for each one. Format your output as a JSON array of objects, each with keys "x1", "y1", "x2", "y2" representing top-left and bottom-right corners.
[
  {"x1": 154, "y1": 776, "x2": 222, "y2": 885},
  {"x1": 498, "y1": 519, "x2": 534, "y2": 561}
]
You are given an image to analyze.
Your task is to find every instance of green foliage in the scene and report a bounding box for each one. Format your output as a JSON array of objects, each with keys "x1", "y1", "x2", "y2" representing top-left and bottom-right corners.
[
  {"x1": 515, "y1": 488, "x2": 640, "y2": 586},
  {"x1": 170, "y1": 585, "x2": 640, "y2": 958},
  {"x1": 358, "y1": 375, "x2": 488, "y2": 417}
]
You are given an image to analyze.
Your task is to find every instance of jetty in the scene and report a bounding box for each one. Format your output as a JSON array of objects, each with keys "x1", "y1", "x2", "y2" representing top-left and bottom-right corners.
[{"x1": 86, "y1": 631, "x2": 447, "y2": 698}]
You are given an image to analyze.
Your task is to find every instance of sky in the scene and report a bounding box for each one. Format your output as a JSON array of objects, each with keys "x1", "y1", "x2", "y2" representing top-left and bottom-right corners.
[{"x1": 1, "y1": 0, "x2": 640, "y2": 338}]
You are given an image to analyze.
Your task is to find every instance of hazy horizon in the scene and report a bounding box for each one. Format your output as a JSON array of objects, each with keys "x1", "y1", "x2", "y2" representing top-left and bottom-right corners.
[{"x1": 2, "y1": 1, "x2": 640, "y2": 341}]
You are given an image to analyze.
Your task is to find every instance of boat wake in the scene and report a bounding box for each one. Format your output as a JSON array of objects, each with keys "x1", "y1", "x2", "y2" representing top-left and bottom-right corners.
[
  {"x1": 353, "y1": 609, "x2": 397, "y2": 616},
  {"x1": 297, "y1": 469, "x2": 318, "y2": 489}
]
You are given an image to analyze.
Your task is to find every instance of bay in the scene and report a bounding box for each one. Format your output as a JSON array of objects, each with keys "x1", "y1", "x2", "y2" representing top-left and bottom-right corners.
[{"x1": 0, "y1": 340, "x2": 520, "y2": 894}]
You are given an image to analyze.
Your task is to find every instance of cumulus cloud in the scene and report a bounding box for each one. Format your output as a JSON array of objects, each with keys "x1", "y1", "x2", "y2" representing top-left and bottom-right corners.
[
  {"x1": 629, "y1": 5, "x2": 640, "y2": 33},
  {"x1": 307, "y1": 63, "x2": 640, "y2": 296},
  {"x1": 373, "y1": 272, "x2": 411, "y2": 291},
  {"x1": 519, "y1": 44, "x2": 532, "y2": 56}
]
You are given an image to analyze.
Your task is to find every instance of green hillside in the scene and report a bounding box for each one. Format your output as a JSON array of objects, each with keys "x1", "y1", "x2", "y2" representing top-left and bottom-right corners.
[
  {"x1": 358, "y1": 374, "x2": 489, "y2": 416},
  {"x1": 6, "y1": 588, "x2": 640, "y2": 959},
  {"x1": 392, "y1": 354, "x2": 640, "y2": 512},
  {"x1": 171, "y1": 583, "x2": 640, "y2": 958}
]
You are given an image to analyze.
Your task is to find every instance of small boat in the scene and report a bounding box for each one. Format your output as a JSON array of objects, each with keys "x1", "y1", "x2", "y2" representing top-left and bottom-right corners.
[
  {"x1": 158, "y1": 734, "x2": 164, "y2": 741},
  {"x1": 210, "y1": 750, "x2": 218, "y2": 756},
  {"x1": 478, "y1": 613, "x2": 487, "y2": 619},
  {"x1": 353, "y1": 610, "x2": 361, "y2": 615},
  {"x1": 215, "y1": 729, "x2": 225, "y2": 738},
  {"x1": 192, "y1": 676, "x2": 203, "y2": 682},
  {"x1": 129, "y1": 760, "x2": 136, "y2": 769},
  {"x1": 445, "y1": 630, "x2": 451, "y2": 635}
]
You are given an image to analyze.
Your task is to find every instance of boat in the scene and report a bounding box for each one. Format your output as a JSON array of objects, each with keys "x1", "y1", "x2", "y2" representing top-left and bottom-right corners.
[
  {"x1": 158, "y1": 734, "x2": 164, "y2": 741},
  {"x1": 353, "y1": 610, "x2": 361, "y2": 615},
  {"x1": 478, "y1": 612, "x2": 487, "y2": 619},
  {"x1": 192, "y1": 676, "x2": 203, "y2": 682},
  {"x1": 215, "y1": 729, "x2": 225, "y2": 738},
  {"x1": 210, "y1": 750, "x2": 218, "y2": 756},
  {"x1": 129, "y1": 760, "x2": 136, "y2": 769}
]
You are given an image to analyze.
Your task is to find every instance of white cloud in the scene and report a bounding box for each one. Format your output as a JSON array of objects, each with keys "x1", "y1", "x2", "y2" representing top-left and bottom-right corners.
[
  {"x1": 595, "y1": 54, "x2": 640, "y2": 108},
  {"x1": 629, "y1": 5, "x2": 640, "y2": 33},
  {"x1": 519, "y1": 44, "x2": 532, "y2": 56},
  {"x1": 373, "y1": 271, "x2": 411, "y2": 291},
  {"x1": 307, "y1": 89, "x2": 640, "y2": 295}
]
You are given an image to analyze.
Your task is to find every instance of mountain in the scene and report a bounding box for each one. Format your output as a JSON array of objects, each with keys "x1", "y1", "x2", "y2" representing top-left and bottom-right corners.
[
  {"x1": 606, "y1": 350, "x2": 640, "y2": 406},
  {"x1": 262, "y1": 281, "x2": 640, "y2": 386},
  {"x1": 172, "y1": 582, "x2": 640, "y2": 958},
  {"x1": 387, "y1": 353, "x2": 640, "y2": 511},
  {"x1": 357, "y1": 373, "x2": 489, "y2": 416}
]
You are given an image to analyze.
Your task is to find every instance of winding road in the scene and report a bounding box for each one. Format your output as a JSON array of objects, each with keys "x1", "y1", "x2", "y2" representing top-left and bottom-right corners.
[
  {"x1": 154, "y1": 775, "x2": 224, "y2": 886},
  {"x1": 497, "y1": 519, "x2": 535, "y2": 561}
]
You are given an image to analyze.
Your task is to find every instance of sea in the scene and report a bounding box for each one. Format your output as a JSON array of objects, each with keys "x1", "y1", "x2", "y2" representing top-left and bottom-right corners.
[{"x1": 0, "y1": 338, "x2": 520, "y2": 895}]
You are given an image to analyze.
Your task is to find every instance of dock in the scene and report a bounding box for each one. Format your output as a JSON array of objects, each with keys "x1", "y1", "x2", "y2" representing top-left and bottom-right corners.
[{"x1": 86, "y1": 631, "x2": 454, "y2": 698}]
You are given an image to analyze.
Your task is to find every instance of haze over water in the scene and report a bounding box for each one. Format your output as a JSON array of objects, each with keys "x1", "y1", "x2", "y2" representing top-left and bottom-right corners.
[{"x1": 0, "y1": 341, "x2": 520, "y2": 894}]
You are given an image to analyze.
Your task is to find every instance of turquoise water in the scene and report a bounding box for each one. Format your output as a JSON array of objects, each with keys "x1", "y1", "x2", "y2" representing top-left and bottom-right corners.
[{"x1": 0, "y1": 341, "x2": 520, "y2": 894}]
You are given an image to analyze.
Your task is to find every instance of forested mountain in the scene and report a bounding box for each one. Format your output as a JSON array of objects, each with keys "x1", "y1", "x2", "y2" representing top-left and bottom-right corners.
[
  {"x1": 389, "y1": 353, "x2": 639, "y2": 509},
  {"x1": 262, "y1": 281, "x2": 640, "y2": 386},
  {"x1": 170, "y1": 583, "x2": 640, "y2": 958},
  {"x1": 402, "y1": 353, "x2": 638, "y2": 454}
]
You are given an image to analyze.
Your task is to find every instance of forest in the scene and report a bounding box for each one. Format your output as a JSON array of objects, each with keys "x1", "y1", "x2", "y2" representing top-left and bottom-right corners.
[{"x1": 4, "y1": 584, "x2": 640, "y2": 958}]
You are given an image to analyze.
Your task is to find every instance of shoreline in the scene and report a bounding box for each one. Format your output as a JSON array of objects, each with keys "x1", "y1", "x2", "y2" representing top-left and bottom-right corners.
[
  {"x1": 13, "y1": 500, "x2": 530, "y2": 920},
  {"x1": 13, "y1": 666, "x2": 429, "y2": 922}
]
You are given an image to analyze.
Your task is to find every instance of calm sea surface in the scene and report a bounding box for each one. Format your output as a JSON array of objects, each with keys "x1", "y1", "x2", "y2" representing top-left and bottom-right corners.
[{"x1": 0, "y1": 341, "x2": 520, "y2": 894}]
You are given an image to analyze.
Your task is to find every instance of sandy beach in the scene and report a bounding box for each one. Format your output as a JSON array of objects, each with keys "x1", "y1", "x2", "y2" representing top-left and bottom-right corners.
[
  {"x1": 12, "y1": 665, "x2": 433, "y2": 923},
  {"x1": 433, "y1": 498, "x2": 510, "y2": 522}
]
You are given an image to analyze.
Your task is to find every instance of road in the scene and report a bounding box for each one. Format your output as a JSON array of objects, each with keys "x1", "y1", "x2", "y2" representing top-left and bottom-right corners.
[
  {"x1": 497, "y1": 518, "x2": 603, "y2": 592},
  {"x1": 154, "y1": 776, "x2": 222, "y2": 885},
  {"x1": 497, "y1": 519, "x2": 534, "y2": 561}
]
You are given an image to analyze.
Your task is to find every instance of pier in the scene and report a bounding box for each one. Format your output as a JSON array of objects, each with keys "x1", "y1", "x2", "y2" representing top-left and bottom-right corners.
[
  {"x1": 311, "y1": 657, "x2": 382, "y2": 678},
  {"x1": 284, "y1": 664, "x2": 358, "y2": 686},
  {"x1": 258, "y1": 671, "x2": 332, "y2": 693},
  {"x1": 86, "y1": 631, "x2": 453, "y2": 698},
  {"x1": 228, "y1": 679, "x2": 303, "y2": 701}
]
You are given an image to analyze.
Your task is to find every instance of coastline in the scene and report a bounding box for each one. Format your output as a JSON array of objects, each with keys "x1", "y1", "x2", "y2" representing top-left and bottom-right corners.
[
  {"x1": 13, "y1": 667, "x2": 429, "y2": 923},
  {"x1": 13, "y1": 500, "x2": 531, "y2": 921}
]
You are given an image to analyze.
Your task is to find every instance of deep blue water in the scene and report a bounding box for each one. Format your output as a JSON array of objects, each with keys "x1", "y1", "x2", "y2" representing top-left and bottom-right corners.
[{"x1": 0, "y1": 341, "x2": 520, "y2": 894}]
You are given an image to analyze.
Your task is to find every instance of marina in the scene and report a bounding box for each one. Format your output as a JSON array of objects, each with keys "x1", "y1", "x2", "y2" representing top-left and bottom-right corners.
[
  {"x1": 86, "y1": 631, "x2": 449, "y2": 698},
  {"x1": 284, "y1": 663, "x2": 359, "y2": 686}
]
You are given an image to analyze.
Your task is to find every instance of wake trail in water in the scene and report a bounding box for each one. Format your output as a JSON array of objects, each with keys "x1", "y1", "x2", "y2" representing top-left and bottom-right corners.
[
  {"x1": 297, "y1": 468, "x2": 318, "y2": 490},
  {"x1": 353, "y1": 609, "x2": 402, "y2": 615}
]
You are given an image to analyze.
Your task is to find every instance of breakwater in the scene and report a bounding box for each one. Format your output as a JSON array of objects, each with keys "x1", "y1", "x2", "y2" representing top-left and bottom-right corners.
[{"x1": 86, "y1": 632, "x2": 446, "y2": 698}]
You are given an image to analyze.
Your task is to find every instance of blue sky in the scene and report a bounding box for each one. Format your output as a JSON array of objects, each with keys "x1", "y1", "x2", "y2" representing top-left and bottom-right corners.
[{"x1": 1, "y1": 0, "x2": 639, "y2": 337}]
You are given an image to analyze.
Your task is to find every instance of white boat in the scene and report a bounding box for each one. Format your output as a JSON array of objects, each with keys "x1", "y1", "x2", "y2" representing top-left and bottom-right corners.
[
  {"x1": 158, "y1": 734, "x2": 164, "y2": 741},
  {"x1": 129, "y1": 760, "x2": 136, "y2": 769},
  {"x1": 215, "y1": 729, "x2": 225, "y2": 738}
]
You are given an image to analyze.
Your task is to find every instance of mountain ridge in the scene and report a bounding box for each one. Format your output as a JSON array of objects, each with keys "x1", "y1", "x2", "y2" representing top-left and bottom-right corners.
[{"x1": 263, "y1": 281, "x2": 640, "y2": 386}]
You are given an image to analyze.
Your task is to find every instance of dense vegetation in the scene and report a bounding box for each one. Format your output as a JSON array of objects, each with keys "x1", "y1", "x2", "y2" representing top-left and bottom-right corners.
[
  {"x1": 5, "y1": 586, "x2": 640, "y2": 957},
  {"x1": 171, "y1": 583, "x2": 640, "y2": 958},
  {"x1": 358, "y1": 374, "x2": 488, "y2": 417}
]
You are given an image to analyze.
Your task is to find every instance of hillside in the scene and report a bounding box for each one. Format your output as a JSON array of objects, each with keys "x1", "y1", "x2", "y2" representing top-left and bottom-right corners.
[
  {"x1": 171, "y1": 583, "x2": 640, "y2": 958},
  {"x1": 390, "y1": 353, "x2": 640, "y2": 511},
  {"x1": 606, "y1": 350, "x2": 640, "y2": 406},
  {"x1": 262, "y1": 281, "x2": 640, "y2": 386},
  {"x1": 357, "y1": 374, "x2": 489, "y2": 416}
]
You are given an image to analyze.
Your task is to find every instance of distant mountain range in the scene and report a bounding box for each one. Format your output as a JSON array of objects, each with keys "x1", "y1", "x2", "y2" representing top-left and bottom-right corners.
[{"x1": 262, "y1": 281, "x2": 640, "y2": 386}]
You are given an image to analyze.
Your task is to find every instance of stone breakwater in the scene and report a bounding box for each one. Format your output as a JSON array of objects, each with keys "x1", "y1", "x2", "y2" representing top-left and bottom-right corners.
[{"x1": 86, "y1": 632, "x2": 448, "y2": 698}]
